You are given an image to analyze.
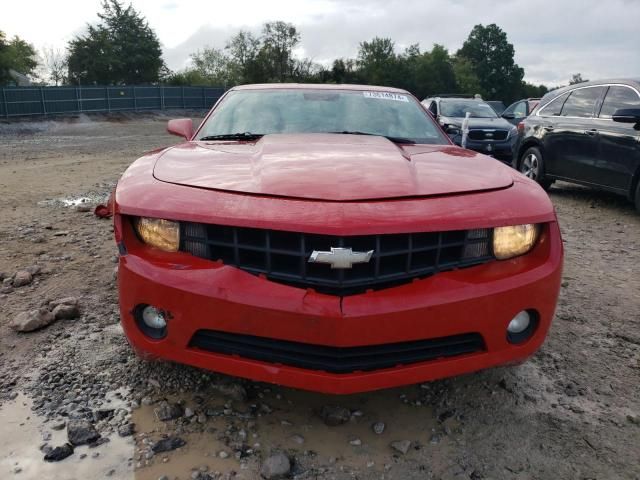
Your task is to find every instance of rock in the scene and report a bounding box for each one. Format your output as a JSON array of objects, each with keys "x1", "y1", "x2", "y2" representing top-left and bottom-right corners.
[
  {"x1": 184, "y1": 407, "x2": 195, "y2": 418},
  {"x1": 260, "y1": 452, "x2": 291, "y2": 479},
  {"x1": 25, "y1": 265, "x2": 42, "y2": 275},
  {"x1": 49, "y1": 297, "x2": 79, "y2": 308},
  {"x1": 154, "y1": 401, "x2": 184, "y2": 421},
  {"x1": 320, "y1": 405, "x2": 350, "y2": 426},
  {"x1": 51, "y1": 420, "x2": 66, "y2": 431},
  {"x1": 11, "y1": 308, "x2": 56, "y2": 332},
  {"x1": 52, "y1": 303, "x2": 80, "y2": 320},
  {"x1": 44, "y1": 443, "x2": 74, "y2": 462},
  {"x1": 118, "y1": 423, "x2": 136, "y2": 437},
  {"x1": 290, "y1": 434, "x2": 305, "y2": 445},
  {"x1": 67, "y1": 419, "x2": 100, "y2": 446},
  {"x1": 349, "y1": 438, "x2": 362, "y2": 446},
  {"x1": 390, "y1": 440, "x2": 412, "y2": 455},
  {"x1": 219, "y1": 451, "x2": 230, "y2": 459},
  {"x1": 12, "y1": 270, "x2": 33, "y2": 287},
  {"x1": 152, "y1": 436, "x2": 186, "y2": 453},
  {"x1": 372, "y1": 422, "x2": 385, "y2": 435},
  {"x1": 211, "y1": 383, "x2": 247, "y2": 402}
]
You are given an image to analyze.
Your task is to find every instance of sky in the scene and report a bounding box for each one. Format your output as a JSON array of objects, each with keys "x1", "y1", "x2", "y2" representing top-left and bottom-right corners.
[{"x1": 3, "y1": 0, "x2": 639, "y2": 86}]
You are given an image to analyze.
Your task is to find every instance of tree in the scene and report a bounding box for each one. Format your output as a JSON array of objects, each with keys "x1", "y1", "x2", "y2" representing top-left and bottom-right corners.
[
  {"x1": 67, "y1": 0, "x2": 164, "y2": 85},
  {"x1": 41, "y1": 47, "x2": 68, "y2": 85},
  {"x1": 0, "y1": 31, "x2": 38, "y2": 84},
  {"x1": 190, "y1": 47, "x2": 231, "y2": 86},
  {"x1": 452, "y1": 56, "x2": 482, "y2": 95},
  {"x1": 457, "y1": 24, "x2": 524, "y2": 102},
  {"x1": 521, "y1": 81, "x2": 549, "y2": 98},
  {"x1": 356, "y1": 37, "x2": 397, "y2": 86},
  {"x1": 412, "y1": 44, "x2": 457, "y2": 98},
  {"x1": 225, "y1": 30, "x2": 260, "y2": 84},
  {"x1": 330, "y1": 58, "x2": 361, "y2": 84},
  {"x1": 569, "y1": 73, "x2": 587, "y2": 85},
  {"x1": 260, "y1": 21, "x2": 300, "y2": 82}
]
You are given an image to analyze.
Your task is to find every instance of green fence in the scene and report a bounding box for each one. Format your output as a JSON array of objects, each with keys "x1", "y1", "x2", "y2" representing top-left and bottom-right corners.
[{"x1": 0, "y1": 85, "x2": 226, "y2": 118}]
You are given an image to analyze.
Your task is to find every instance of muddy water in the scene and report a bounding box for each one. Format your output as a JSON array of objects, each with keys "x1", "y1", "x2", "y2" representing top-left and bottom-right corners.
[
  {"x1": 131, "y1": 386, "x2": 440, "y2": 480},
  {"x1": 0, "y1": 394, "x2": 134, "y2": 479}
]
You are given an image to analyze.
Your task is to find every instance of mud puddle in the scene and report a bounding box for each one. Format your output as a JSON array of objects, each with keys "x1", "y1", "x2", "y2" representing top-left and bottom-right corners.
[
  {"x1": 132, "y1": 385, "x2": 445, "y2": 479},
  {"x1": 0, "y1": 394, "x2": 135, "y2": 480},
  {"x1": 37, "y1": 187, "x2": 113, "y2": 209}
]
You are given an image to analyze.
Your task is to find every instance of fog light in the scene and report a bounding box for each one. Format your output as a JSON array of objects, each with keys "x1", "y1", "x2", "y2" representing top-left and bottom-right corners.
[
  {"x1": 134, "y1": 304, "x2": 168, "y2": 339},
  {"x1": 507, "y1": 309, "x2": 539, "y2": 344},
  {"x1": 507, "y1": 311, "x2": 530, "y2": 334},
  {"x1": 142, "y1": 305, "x2": 166, "y2": 329}
]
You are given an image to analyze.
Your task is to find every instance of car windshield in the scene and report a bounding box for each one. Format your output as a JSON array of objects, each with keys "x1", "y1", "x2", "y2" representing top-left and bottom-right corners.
[
  {"x1": 198, "y1": 88, "x2": 448, "y2": 144},
  {"x1": 440, "y1": 100, "x2": 498, "y2": 118}
]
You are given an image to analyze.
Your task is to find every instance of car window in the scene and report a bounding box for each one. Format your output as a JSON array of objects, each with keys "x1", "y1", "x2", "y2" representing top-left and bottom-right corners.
[
  {"x1": 429, "y1": 101, "x2": 437, "y2": 115},
  {"x1": 513, "y1": 102, "x2": 527, "y2": 118},
  {"x1": 439, "y1": 100, "x2": 498, "y2": 118},
  {"x1": 599, "y1": 86, "x2": 640, "y2": 118},
  {"x1": 560, "y1": 87, "x2": 605, "y2": 118},
  {"x1": 538, "y1": 93, "x2": 569, "y2": 116},
  {"x1": 199, "y1": 89, "x2": 448, "y2": 144},
  {"x1": 502, "y1": 102, "x2": 517, "y2": 116}
]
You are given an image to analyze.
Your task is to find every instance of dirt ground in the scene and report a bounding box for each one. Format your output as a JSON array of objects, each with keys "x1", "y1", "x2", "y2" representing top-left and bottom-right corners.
[{"x1": 0, "y1": 114, "x2": 638, "y2": 480}]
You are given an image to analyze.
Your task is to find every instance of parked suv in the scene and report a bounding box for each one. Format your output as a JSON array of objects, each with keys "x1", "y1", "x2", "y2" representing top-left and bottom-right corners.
[
  {"x1": 423, "y1": 96, "x2": 518, "y2": 163},
  {"x1": 515, "y1": 79, "x2": 640, "y2": 211},
  {"x1": 502, "y1": 98, "x2": 540, "y2": 125}
]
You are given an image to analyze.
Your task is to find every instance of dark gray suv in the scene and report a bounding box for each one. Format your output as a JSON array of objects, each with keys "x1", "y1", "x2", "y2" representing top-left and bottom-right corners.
[
  {"x1": 422, "y1": 96, "x2": 518, "y2": 163},
  {"x1": 515, "y1": 79, "x2": 640, "y2": 211}
]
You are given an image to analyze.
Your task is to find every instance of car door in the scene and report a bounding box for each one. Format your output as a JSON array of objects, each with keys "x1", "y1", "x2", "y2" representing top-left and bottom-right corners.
[
  {"x1": 502, "y1": 101, "x2": 527, "y2": 125},
  {"x1": 545, "y1": 86, "x2": 606, "y2": 183},
  {"x1": 590, "y1": 85, "x2": 640, "y2": 192},
  {"x1": 536, "y1": 92, "x2": 570, "y2": 177}
]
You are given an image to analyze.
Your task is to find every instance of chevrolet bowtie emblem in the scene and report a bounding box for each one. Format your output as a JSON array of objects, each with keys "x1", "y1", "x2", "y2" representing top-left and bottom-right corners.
[{"x1": 308, "y1": 247, "x2": 374, "y2": 269}]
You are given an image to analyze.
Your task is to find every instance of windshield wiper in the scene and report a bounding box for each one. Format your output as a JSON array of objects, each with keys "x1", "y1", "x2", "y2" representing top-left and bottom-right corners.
[
  {"x1": 199, "y1": 132, "x2": 264, "y2": 141},
  {"x1": 328, "y1": 131, "x2": 416, "y2": 144}
]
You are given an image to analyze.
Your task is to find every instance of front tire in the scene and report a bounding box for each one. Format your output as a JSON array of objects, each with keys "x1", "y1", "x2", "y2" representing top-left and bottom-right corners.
[{"x1": 519, "y1": 146, "x2": 553, "y2": 191}]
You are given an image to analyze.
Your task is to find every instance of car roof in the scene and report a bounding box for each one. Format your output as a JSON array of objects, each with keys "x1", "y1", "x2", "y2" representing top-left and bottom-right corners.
[
  {"x1": 231, "y1": 83, "x2": 410, "y2": 94},
  {"x1": 545, "y1": 78, "x2": 640, "y2": 98}
]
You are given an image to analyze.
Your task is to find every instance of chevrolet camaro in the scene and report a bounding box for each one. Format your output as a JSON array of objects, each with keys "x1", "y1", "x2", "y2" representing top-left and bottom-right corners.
[{"x1": 113, "y1": 84, "x2": 563, "y2": 394}]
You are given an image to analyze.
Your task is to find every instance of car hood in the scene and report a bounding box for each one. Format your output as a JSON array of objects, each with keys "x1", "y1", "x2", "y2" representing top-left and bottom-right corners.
[
  {"x1": 440, "y1": 116, "x2": 514, "y2": 130},
  {"x1": 153, "y1": 133, "x2": 513, "y2": 201}
]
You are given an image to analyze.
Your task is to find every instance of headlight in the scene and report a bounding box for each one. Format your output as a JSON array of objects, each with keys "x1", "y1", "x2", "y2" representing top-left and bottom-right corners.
[
  {"x1": 493, "y1": 224, "x2": 540, "y2": 260},
  {"x1": 445, "y1": 125, "x2": 461, "y2": 136},
  {"x1": 134, "y1": 217, "x2": 180, "y2": 252},
  {"x1": 507, "y1": 126, "x2": 518, "y2": 139}
]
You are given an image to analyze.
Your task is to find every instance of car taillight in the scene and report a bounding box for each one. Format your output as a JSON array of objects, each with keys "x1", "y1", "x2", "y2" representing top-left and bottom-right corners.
[{"x1": 517, "y1": 121, "x2": 525, "y2": 133}]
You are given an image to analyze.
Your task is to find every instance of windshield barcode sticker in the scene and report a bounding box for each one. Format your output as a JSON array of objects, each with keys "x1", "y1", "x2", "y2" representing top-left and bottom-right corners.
[{"x1": 363, "y1": 91, "x2": 409, "y2": 102}]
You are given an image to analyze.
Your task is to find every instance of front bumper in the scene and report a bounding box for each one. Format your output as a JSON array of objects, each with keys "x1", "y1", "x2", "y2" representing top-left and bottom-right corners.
[
  {"x1": 116, "y1": 217, "x2": 563, "y2": 394},
  {"x1": 450, "y1": 135, "x2": 516, "y2": 161}
]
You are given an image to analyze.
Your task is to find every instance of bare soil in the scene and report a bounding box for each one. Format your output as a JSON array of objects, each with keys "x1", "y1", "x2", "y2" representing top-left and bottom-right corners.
[{"x1": 0, "y1": 115, "x2": 638, "y2": 480}]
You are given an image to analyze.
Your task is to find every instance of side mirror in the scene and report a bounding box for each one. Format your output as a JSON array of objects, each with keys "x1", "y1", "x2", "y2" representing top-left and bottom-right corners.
[
  {"x1": 167, "y1": 118, "x2": 194, "y2": 140},
  {"x1": 502, "y1": 112, "x2": 516, "y2": 119},
  {"x1": 612, "y1": 108, "x2": 640, "y2": 124}
]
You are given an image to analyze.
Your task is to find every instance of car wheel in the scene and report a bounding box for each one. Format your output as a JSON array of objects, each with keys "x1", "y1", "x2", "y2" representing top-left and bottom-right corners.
[{"x1": 520, "y1": 147, "x2": 553, "y2": 190}]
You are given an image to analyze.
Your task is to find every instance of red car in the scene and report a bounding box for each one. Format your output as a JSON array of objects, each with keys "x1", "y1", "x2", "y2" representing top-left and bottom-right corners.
[{"x1": 113, "y1": 84, "x2": 563, "y2": 394}]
